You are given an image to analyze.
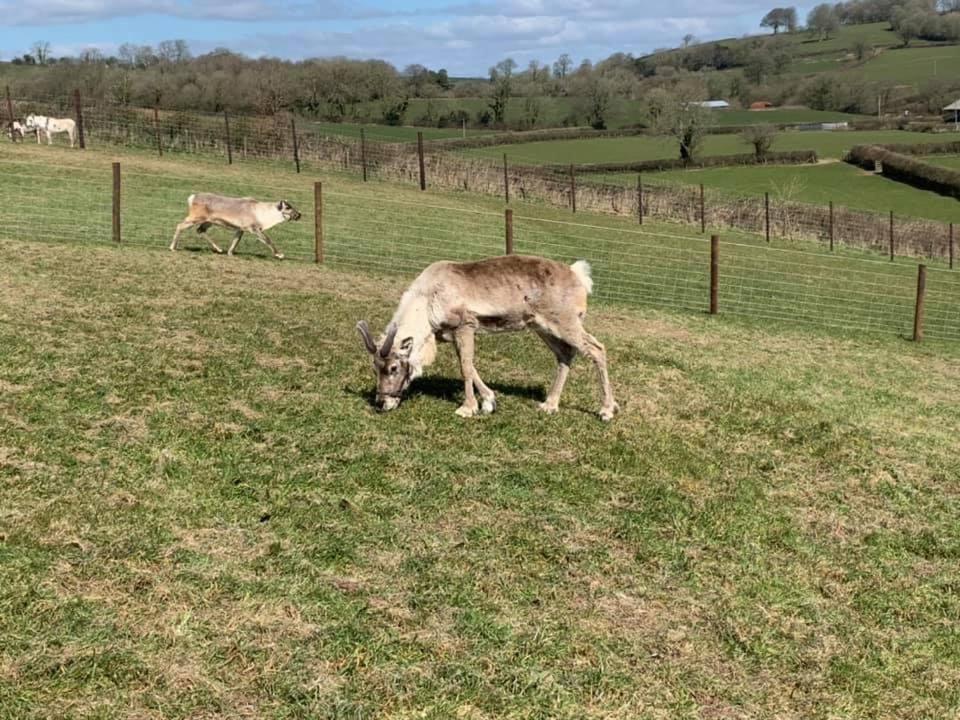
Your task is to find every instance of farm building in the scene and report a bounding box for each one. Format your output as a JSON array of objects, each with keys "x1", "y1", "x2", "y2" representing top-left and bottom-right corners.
[
  {"x1": 943, "y1": 99, "x2": 960, "y2": 125},
  {"x1": 750, "y1": 101, "x2": 774, "y2": 110},
  {"x1": 696, "y1": 100, "x2": 730, "y2": 109}
]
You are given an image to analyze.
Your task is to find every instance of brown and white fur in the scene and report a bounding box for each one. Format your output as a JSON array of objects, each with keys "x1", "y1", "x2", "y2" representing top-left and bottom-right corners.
[
  {"x1": 170, "y1": 193, "x2": 301, "y2": 258},
  {"x1": 357, "y1": 254, "x2": 618, "y2": 421}
]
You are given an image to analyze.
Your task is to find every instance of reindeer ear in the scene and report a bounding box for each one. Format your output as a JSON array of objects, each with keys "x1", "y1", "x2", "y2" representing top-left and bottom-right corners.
[
  {"x1": 277, "y1": 201, "x2": 284, "y2": 211},
  {"x1": 397, "y1": 337, "x2": 414, "y2": 359}
]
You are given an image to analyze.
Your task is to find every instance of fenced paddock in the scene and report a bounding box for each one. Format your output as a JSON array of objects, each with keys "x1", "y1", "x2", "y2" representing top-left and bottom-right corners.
[
  {"x1": 3, "y1": 131, "x2": 960, "y2": 720},
  {"x1": 2, "y1": 142, "x2": 959, "y2": 343},
  {"x1": 7, "y1": 91, "x2": 960, "y2": 267}
]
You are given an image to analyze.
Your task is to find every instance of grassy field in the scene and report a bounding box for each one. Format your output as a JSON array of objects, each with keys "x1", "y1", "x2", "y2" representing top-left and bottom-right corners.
[
  {"x1": 593, "y1": 161, "x2": 960, "y2": 224},
  {"x1": 2, "y1": 143, "x2": 960, "y2": 717},
  {"x1": 471, "y1": 130, "x2": 944, "y2": 165},
  {"x1": 856, "y1": 44, "x2": 960, "y2": 84},
  {"x1": 303, "y1": 120, "x2": 493, "y2": 142}
]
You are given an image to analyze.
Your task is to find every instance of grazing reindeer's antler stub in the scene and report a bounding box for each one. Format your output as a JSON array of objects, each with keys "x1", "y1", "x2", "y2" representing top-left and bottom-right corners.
[
  {"x1": 379, "y1": 322, "x2": 398, "y2": 358},
  {"x1": 357, "y1": 321, "x2": 377, "y2": 355}
]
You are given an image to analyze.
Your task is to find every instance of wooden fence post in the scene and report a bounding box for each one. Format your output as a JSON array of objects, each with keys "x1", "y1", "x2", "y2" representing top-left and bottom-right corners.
[
  {"x1": 913, "y1": 264, "x2": 927, "y2": 342},
  {"x1": 417, "y1": 131, "x2": 426, "y2": 191},
  {"x1": 314, "y1": 181, "x2": 323, "y2": 264},
  {"x1": 503, "y1": 153, "x2": 510, "y2": 205},
  {"x1": 889, "y1": 210, "x2": 894, "y2": 261},
  {"x1": 700, "y1": 183, "x2": 706, "y2": 234},
  {"x1": 505, "y1": 208, "x2": 514, "y2": 255},
  {"x1": 112, "y1": 162, "x2": 121, "y2": 243},
  {"x1": 570, "y1": 164, "x2": 576, "y2": 213},
  {"x1": 360, "y1": 127, "x2": 368, "y2": 182},
  {"x1": 224, "y1": 111, "x2": 233, "y2": 165},
  {"x1": 291, "y1": 117, "x2": 300, "y2": 174},
  {"x1": 5, "y1": 86, "x2": 16, "y2": 143},
  {"x1": 710, "y1": 235, "x2": 719, "y2": 315},
  {"x1": 764, "y1": 192, "x2": 770, "y2": 243},
  {"x1": 950, "y1": 223, "x2": 954, "y2": 270},
  {"x1": 74, "y1": 89, "x2": 85, "y2": 149},
  {"x1": 829, "y1": 200, "x2": 834, "y2": 251},
  {"x1": 637, "y1": 173, "x2": 643, "y2": 225},
  {"x1": 153, "y1": 106, "x2": 162, "y2": 157}
]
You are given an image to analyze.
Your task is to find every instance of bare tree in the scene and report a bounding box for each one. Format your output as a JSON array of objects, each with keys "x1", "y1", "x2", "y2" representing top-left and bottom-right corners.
[
  {"x1": 742, "y1": 124, "x2": 778, "y2": 161},
  {"x1": 488, "y1": 58, "x2": 517, "y2": 125},
  {"x1": 552, "y1": 53, "x2": 572, "y2": 80},
  {"x1": 807, "y1": 4, "x2": 839, "y2": 40},
  {"x1": 649, "y1": 86, "x2": 713, "y2": 162},
  {"x1": 31, "y1": 41, "x2": 50, "y2": 65},
  {"x1": 682, "y1": 33, "x2": 698, "y2": 47}
]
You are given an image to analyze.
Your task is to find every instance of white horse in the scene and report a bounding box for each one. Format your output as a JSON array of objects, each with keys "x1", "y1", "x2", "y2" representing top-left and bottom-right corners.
[{"x1": 25, "y1": 114, "x2": 77, "y2": 148}]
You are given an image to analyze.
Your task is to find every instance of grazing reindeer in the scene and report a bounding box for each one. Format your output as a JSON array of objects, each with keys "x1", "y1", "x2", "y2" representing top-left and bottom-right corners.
[
  {"x1": 25, "y1": 114, "x2": 77, "y2": 147},
  {"x1": 170, "y1": 193, "x2": 301, "y2": 258},
  {"x1": 357, "y1": 254, "x2": 618, "y2": 420}
]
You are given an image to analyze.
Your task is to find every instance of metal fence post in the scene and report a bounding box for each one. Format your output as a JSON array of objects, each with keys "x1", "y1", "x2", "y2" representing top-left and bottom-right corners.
[
  {"x1": 829, "y1": 200, "x2": 834, "y2": 251},
  {"x1": 764, "y1": 191, "x2": 770, "y2": 242},
  {"x1": 570, "y1": 164, "x2": 576, "y2": 213},
  {"x1": 950, "y1": 223, "x2": 955, "y2": 270},
  {"x1": 224, "y1": 111, "x2": 233, "y2": 165},
  {"x1": 503, "y1": 152, "x2": 510, "y2": 205},
  {"x1": 74, "y1": 89, "x2": 85, "y2": 149},
  {"x1": 700, "y1": 183, "x2": 706, "y2": 234},
  {"x1": 417, "y1": 131, "x2": 426, "y2": 191},
  {"x1": 913, "y1": 264, "x2": 927, "y2": 342},
  {"x1": 360, "y1": 127, "x2": 368, "y2": 182},
  {"x1": 637, "y1": 173, "x2": 643, "y2": 225},
  {"x1": 314, "y1": 181, "x2": 323, "y2": 264},
  {"x1": 889, "y1": 210, "x2": 895, "y2": 261},
  {"x1": 153, "y1": 106, "x2": 162, "y2": 157},
  {"x1": 710, "y1": 235, "x2": 719, "y2": 315},
  {"x1": 291, "y1": 117, "x2": 300, "y2": 174},
  {"x1": 112, "y1": 162, "x2": 121, "y2": 243},
  {"x1": 505, "y1": 208, "x2": 514, "y2": 255}
]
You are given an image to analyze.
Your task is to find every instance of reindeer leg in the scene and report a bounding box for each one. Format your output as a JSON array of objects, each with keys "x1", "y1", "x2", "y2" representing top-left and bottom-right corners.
[
  {"x1": 453, "y1": 326, "x2": 481, "y2": 418},
  {"x1": 576, "y1": 330, "x2": 618, "y2": 421},
  {"x1": 254, "y1": 229, "x2": 284, "y2": 260},
  {"x1": 227, "y1": 230, "x2": 243, "y2": 256},
  {"x1": 170, "y1": 220, "x2": 195, "y2": 251},
  {"x1": 535, "y1": 330, "x2": 577, "y2": 414}
]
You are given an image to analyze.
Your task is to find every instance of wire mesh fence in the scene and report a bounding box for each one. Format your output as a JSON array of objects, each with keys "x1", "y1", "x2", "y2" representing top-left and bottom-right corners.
[
  {"x1": 7, "y1": 90, "x2": 959, "y2": 267},
  {"x1": 4, "y1": 91, "x2": 960, "y2": 344}
]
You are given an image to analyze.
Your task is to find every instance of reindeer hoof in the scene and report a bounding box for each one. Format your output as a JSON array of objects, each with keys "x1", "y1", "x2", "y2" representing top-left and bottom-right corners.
[
  {"x1": 480, "y1": 397, "x2": 497, "y2": 414},
  {"x1": 455, "y1": 404, "x2": 479, "y2": 418},
  {"x1": 538, "y1": 401, "x2": 559, "y2": 415},
  {"x1": 274, "y1": 253, "x2": 285, "y2": 260},
  {"x1": 598, "y1": 403, "x2": 620, "y2": 422}
]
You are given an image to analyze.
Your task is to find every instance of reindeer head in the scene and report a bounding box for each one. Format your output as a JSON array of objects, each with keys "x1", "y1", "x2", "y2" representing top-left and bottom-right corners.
[
  {"x1": 277, "y1": 200, "x2": 301, "y2": 222},
  {"x1": 357, "y1": 321, "x2": 415, "y2": 411}
]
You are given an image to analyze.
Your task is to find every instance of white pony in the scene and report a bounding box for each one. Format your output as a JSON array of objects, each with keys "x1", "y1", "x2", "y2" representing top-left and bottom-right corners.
[{"x1": 25, "y1": 114, "x2": 77, "y2": 148}]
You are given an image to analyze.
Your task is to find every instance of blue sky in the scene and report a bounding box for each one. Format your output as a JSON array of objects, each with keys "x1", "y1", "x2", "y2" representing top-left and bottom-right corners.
[{"x1": 0, "y1": 1, "x2": 816, "y2": 75}]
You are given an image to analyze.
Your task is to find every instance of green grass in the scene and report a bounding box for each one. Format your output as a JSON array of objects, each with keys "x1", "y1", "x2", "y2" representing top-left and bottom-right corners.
[
  {"x1": 2, "y1": 142, "x2": 960, "y2": 717},
  {"x1": 471, "y1": 130, "x2": 945, "y2": 165},
  {"x1": 925, "y1": 154, "x2": 960, "y2": 170},
  {"x1": 711, "y1": 109, "x2": 867, "y2": 125},
  {"x1": 302, "y1": 120, "x2": 494, "y2": 142},
  {"x1": 594, "y1": 161, "x2": 960, "y2": 224},
  {"x1": 855, "y1": 44, "x2": 960, "y2": 84}
]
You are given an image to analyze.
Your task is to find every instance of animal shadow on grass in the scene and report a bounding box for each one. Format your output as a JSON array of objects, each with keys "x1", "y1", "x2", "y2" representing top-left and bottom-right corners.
[
  {"x1": 346, "y1": 375, "x2": 545, "y2": 408},
  {"x1": 346, "y1": 375, "x2": 604, "y2": 417}
]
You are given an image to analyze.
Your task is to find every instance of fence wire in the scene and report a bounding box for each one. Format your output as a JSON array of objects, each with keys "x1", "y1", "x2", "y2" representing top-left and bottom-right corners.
[{"x1": 3, "y1": 96, "x2": 960, "y2": 344}]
